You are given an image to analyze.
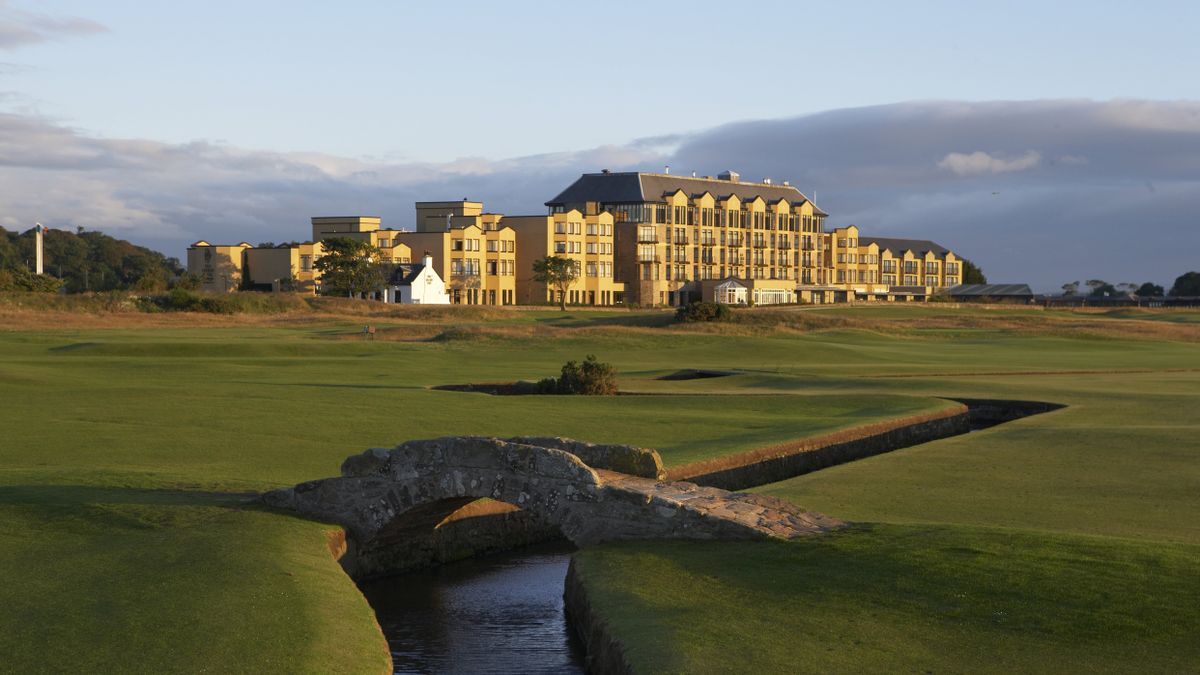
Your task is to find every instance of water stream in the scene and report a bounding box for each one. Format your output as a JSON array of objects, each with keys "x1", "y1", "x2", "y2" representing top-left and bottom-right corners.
[{"x1": 358, "y1": 541, "x2": 586, "y2": 674}]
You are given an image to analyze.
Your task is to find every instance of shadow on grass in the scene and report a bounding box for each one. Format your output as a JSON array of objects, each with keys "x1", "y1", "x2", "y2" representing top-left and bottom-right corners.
[{"x1": 0, "y1": 484, "x2": 268, "y2": 531}]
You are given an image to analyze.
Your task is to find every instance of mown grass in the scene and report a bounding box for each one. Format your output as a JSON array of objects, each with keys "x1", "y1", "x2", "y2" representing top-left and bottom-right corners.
[
  {"x1": 2, "y1": 303, "x2": 1199, "y2": 673},
  {"x1": 574, "y1": 525, "x2": 1200, "y2": 674}
]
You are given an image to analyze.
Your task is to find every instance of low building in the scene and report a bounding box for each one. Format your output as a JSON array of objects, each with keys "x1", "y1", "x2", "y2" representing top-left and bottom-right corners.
[
  {"x1": 946, "y1": 283, "x2": 1034, "y2": 303},
  {"x1": 386, "y1": 254, "x2": 449, "y2": 304},
  {"x1": 310, "y1": 216, "x2": 413, "y2": 264},
  {"x1": 243, "y1": 241, "x2": 324, "y2": 293},
  {"x1": 186, "y1": 241, "x2": 251, "y2": 293},
  {"x1": 505, "y1": 209, "x2": 624, "y2": 306},
  {"x1": 396, "y1": 201, "x2": 517, "y2": 306}
]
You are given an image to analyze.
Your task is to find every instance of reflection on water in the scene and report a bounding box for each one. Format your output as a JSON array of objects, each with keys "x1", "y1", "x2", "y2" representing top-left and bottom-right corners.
[{"x1": 358, "y1": 541, "x2": 586, "y2": 675}]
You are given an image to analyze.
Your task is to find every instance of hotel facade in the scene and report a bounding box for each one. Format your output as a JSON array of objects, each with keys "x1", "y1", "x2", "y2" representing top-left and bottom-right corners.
[{"x1": 187, "y1": 169, "x2": 965, "y2": 306}]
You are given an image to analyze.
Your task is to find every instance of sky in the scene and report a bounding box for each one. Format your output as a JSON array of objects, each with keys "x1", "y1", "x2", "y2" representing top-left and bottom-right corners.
[{"x1": 2, "y1": 1, "x2": 1199, "y2": 291}]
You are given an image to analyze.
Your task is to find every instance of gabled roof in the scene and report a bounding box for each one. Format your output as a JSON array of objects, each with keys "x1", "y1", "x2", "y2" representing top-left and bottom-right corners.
[
  {"x1": 390, "y1": 262, "x2": 425, "y2": 286},
  {"x1": 863, "y1": 236, "x2": 950, "y2": 257}
]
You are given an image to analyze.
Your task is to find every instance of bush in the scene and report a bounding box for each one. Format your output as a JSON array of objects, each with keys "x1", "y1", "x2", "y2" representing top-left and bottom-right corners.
[
  {"x1": 0, "y1": 269, "x2": 65, "y2": 293},
  {"x1": 137, "y1": 290, "x2": 310, "y2": 314},
  {"x1": 540, "y1": 355, "x2": 618, "y2": 395},
  {"x1": 676, "y1": 301, "x2": 732, "y2": 323}
]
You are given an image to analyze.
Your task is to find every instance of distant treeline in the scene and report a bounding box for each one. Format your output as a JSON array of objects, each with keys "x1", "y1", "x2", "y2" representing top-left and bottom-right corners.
[{"x1": 0, "y1": 226, "x2": 183, "y2": 293}]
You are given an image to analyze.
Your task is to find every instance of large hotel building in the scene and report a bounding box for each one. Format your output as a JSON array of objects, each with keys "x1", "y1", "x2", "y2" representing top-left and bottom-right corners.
[{"x1": 188, "y1": 169, "x2": 963, "y2": 306}]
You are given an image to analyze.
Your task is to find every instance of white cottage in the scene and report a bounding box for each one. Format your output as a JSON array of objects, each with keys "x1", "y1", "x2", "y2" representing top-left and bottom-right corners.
[{"x1": 385, "y1": 254, "x2": 449, "y2": 304}]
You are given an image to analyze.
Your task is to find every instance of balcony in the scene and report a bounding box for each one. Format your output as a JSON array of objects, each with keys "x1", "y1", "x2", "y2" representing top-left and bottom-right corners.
[
  {"x1": 637, "y1": 255, "x2": 660, "y2": 263},
  {"x1": 637, "y1": 233, "x2": 659, "y2": 244},
  {"x1": 699, "y1": 238, "x2": 717, "y2": 247},
  {"x1": 752, "y1": 241, "x2": 769, "y2": 249}
]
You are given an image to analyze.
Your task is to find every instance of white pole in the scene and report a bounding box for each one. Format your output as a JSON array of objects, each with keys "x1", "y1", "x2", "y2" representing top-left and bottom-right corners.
[{"x1": 34, "y1": 223, "x2": 44, "y2": 275}]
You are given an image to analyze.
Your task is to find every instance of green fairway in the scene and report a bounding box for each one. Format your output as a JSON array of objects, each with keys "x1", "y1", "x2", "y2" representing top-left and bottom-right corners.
[
  {"x1": 0, "y1": 316, "x2": 951, "y2": 673},
  {"x1": 1, "y1": 305, "x2": 1198, "y2": 673}
]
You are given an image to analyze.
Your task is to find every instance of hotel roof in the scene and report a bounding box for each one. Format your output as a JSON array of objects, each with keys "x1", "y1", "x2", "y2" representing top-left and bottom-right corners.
[
  {"x1": 862, "y1": 236, "x2": 951, "y2": 257},
  {"x1": 546, "y1": 171, "x2": 827, "y2": 215}
]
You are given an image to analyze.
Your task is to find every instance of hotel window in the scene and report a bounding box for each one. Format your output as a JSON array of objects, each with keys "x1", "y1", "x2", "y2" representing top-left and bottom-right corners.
[
  {"x1": 554, "y1": 241, "x2": 567, "y2": 254},
  {"x1": 555, "y1": 222, "x2": 567, "y2": 234},
  {"x1": 487, "y1": 261, "x2": 497, "y2": 276},
  {"x1": 378, "y1": 239, "x2": 390, "y2": 248},
  {"x1": 586, "y1": 263, "x2": 597, "y2": 277},
  {"x1": 452, "y1": 240, "x2": 464, "y2": 251},
  {"x1": 451, "y1": 259, "x2": 464, "y2": 276},
  {"x1": 904, "y1": 275, "x2": 917, "y2": 285},
  {"x1": 587, "y1": 224, "x2": 597, "y2": 235},
  {"x1": 925, "y1": 276, "x2": 936, "y2": 286},
  {"x1": 587, "y1": 243, "x2": 597, "y2": 254},
  {"x1": 487, "y1": 240, "x2": 498, "y2": 252},
  {"x1": 300, "y1": 255, "x2": 311, "y2": 271}
]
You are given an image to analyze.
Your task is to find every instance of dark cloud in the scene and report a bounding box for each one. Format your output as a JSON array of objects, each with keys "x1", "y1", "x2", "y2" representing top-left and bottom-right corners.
[
  {"x1": 669, "y1": 100, "x2": 1200, "y2": 289},
  {"x1": 1, "y1": 100, "x2": 1196, "y2": 290},
  {"x1": 0, "y1": 2, "x2": 106, "y2": 51}
]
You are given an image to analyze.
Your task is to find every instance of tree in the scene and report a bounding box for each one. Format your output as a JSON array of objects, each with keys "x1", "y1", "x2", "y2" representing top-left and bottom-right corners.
[
  {"x1": 314, "y1": 237, "x2": 388, "y2": 298},
  {"x1": 1136, "y1": 282, "x2": 1164, "y2": 297},
  {"x1": 1170, "y1": 271, "x2": 1200, "y2": 297},
  {"x1": 1088, "y1": 281, "x2": 1117, "y2": 297},
  {"x1": 532, "y1": 255, "x2": 578, "y2": 311},
  {"x1": 1061, "y1": 281, "x2": 1080, "y2": 296},
  {"x1": 0, "y1": 225, "x2": 180, "y2": 293},
  {"x1": 961, "y1": 258, "x2": 987, "y2": 284}
]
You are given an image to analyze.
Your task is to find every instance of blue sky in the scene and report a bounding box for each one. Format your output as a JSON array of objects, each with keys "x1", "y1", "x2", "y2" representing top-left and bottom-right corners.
[
  {"x1": 2, "y1": 1, "x2": 1199, "y2": 290},
  {"x1": 9, "y1": 1, "x2": 1200, "y2": 160}
]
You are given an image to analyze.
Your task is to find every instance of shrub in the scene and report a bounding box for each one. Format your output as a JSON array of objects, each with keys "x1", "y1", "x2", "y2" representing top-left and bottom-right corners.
[
  {"x1": 0, "y1": 269, "x2": 65, "y2": 293},
  {"x1": 540, "y1": 355, "x2": 618, "y2": 395},
  {"x1": 137, "y1": 290, "x2": 309, "y2": 314},
  {"x1": 676, "y1": 301, "x2": 732, "y2": 323}
]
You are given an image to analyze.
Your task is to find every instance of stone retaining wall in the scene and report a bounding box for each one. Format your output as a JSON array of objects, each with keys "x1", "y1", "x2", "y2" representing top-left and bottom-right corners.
[
  {"x1": 671, "y1": 405, "x2": 971, "y2": 491},
  {"x1": 563, "y1": 557, "x2": 634, "y2": 675}
]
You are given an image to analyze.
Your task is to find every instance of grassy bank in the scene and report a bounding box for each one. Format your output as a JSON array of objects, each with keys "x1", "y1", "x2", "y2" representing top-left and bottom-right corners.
[{"x1": 574, "y1": 526, "x2": 1200, "y2": 674}]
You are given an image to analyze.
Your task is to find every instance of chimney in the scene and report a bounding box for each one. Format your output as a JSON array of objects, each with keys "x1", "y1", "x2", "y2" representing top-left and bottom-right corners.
[{"x1": 422, "y1": 252, "x2": 434, "y2": 268}]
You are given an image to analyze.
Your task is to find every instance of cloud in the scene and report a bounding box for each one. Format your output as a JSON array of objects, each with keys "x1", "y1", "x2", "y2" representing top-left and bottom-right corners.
[
  {"x1": 667, "y1": 99, "x2": 1200, "y2": 290},
  {"x1": 0, "y1": 2, "x2": 106, "y2": 51},
  {"x1": 937, "y1": 150, "x2": 1041, "y2": 175},
  {"x1": 1, "y1": 99, "x2": 1197, "y2": 292},
  {"x1": 0, "y1": 111, "x2": 667, "y2": 254}
]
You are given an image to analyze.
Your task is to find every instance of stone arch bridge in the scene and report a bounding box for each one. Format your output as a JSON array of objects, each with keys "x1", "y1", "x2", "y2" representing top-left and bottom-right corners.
[{"x1": 262, "y1": 436, "x2": 842, "y2": 555}]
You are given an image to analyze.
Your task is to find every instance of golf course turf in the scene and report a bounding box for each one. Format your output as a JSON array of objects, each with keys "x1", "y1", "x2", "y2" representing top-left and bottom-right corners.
[{"x1": 1, "y1": 302, "x2": 1198, "y2": 673}]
